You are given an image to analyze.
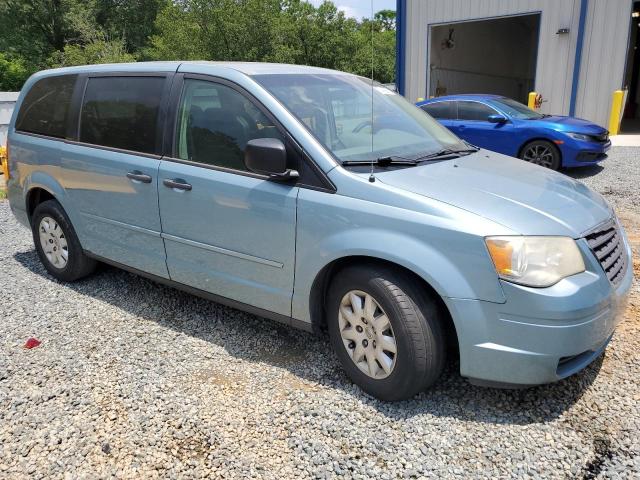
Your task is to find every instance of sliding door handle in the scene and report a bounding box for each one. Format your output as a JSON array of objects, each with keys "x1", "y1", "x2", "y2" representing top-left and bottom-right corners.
[
  {"x1": 163, "y1": 178, "x2": 192, "y2": 191},
  {"x1": 126, "y1": 171, "x2": 152, "y2": 183}
]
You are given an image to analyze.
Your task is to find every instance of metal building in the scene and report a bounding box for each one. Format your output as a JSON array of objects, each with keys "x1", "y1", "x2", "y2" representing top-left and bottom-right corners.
[
  {"x1": 396, "y1": 0, "x2": 639, "y2": 131},
  {"x1": 0, "y1": 92, "x2": 19, "y2": 145}
]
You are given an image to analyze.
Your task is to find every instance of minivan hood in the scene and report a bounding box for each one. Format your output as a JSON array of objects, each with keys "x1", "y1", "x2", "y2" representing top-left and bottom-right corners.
[{"x1": 375, "y1": 151, "x2": 612, "y2": 237}]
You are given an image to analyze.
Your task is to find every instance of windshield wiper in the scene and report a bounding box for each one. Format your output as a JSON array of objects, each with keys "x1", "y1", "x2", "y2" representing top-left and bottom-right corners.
[
  {"x1": 341, "y1": 155, "x2": 419, "y2": 167},
  {"x1": 341, "y1": 148, "x2": 478, "y2": 167},
  {"x1": 417, "y1": 147, "x2": 479, "y2": 162}
]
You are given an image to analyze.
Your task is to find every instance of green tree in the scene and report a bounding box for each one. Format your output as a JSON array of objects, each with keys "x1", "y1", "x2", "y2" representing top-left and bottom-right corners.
[
  {"x1": 146, "y1": 0, "x2": 395, "y2": 81},
  {"x1": 0, "y1": 0, "x2": 95, "y2": 62},
  {"x1": 279, "y1": 0, "x2": 360, "y2": 69},
  {"x1": 0, "y1": 0, "x2": 142, "y2": 81},
  {"x1": 348, "y1": 18, "x2": 396, "y2": 83},
  {"x1": 48, "y1": 38, "x2": 136, "y2": 67},
  {"x1": 0, "y1": 53, "x2": 32, "y2": 91},
  {"x1": 0, "y1": 0, "x2": 397, "y2": 89},
  {"x1": 147, "y1": 0, "x2": 291, "y2": 62},
  {"x1": 95, "y1": 0, "x2": 165, "y2": 54},
  {"x1": 374, "y1": 9, "x2": 396, "y2": 31}
]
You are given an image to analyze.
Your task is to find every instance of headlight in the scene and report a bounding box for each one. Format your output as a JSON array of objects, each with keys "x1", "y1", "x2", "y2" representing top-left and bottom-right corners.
[
  {"x1": 485, "y1": 236, "x2": 585, "y2": 287},
  {"x1": 567, "y1": 132, "x2": 594, "y2": 142}
]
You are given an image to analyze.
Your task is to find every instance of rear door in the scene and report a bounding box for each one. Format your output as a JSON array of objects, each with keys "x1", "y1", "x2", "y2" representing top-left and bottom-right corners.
[
  {"x1": 419, "y1": 101, "x2": 457, "y2": 131},
  {"x1": 157, "y1": 76, "x2": 298, "y2": 316},
  {"x1": 451, "y1": 100, "x2": 515, "y2": 153},
  {"x1": 61, "y1": 74, "x2": 172, "y2": 277}
]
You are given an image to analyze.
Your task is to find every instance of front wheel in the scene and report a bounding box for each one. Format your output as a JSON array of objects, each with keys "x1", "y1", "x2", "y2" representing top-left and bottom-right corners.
[
  {"x1": 327, "y1": 265, "x2": 446, "y2": 401},
  {"x1": 519, "y1": 140, "x2": 561, "y2": 170}
]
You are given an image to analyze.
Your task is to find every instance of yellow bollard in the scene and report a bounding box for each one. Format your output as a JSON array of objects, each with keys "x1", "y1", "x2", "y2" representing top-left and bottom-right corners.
[
  {"x1": 528, "y1": 92, "x2": 537, "y2": 110},
  {"x1": 608, "y1": 90, "x2": 624, "y2": 136}
]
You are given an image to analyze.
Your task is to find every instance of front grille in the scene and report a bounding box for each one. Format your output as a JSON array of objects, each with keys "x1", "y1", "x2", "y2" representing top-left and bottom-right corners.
[
  {"x1": 593, "y1": 132, "x2": 609, "y2": 143},
  {"x1": 585, "y1": 220, "x2": 627, "y2": 285}
]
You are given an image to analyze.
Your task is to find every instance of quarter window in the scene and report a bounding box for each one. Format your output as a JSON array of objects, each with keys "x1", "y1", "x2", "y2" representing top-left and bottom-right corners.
[
  {"x1": 456, "y1": 101, "x2": 498, "y2": 121},
  {"x1": 79, "y1": 76, "x2": 165, "y2": 154},
  {"x1": 421, "y1": 101, "x2": 455, "y2": 120},
  {"x1": 16, "y1": 75, "x2": 77, "y2": 138},
  {"x1": 175, "y1": 79, "x2": 283, "y2": 171}
]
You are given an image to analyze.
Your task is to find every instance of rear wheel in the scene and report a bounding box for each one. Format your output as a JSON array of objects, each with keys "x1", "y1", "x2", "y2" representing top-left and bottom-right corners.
[
  {"x1": 519, "y1": 140, "x2": 561, "y2": 170},
  {"x1": 327, "y1": 265, "x2": 446, "y2": 401},
  {"x1": 31, "y1": 200, "x2": 96, "y2": 282}
]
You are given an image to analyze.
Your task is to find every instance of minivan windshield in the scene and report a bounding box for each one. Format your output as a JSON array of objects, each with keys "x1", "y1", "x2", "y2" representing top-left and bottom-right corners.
[
  {"x1": 492, "y1": 97, "x2": 544, "y2": 120},
  {"x1": 253, "y1": 74, "x2": 467, "y2": 164}
]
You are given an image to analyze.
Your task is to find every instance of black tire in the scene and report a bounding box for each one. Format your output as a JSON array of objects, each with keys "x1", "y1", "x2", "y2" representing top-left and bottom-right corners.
[
  {"x1": 327, "y1": 264, "x2": 446, "y2": 401},
  {"x1": 519, "y1": 140, "x2": 561, "y2": 170},
  {"x1": 31, "y1": 200, "x2": 96, "y2": 282}
]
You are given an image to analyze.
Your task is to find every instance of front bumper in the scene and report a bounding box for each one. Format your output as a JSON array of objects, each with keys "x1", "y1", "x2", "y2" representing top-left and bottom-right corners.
[
  {"x1": 563, "y1": 140, "x2": 611, "y2": 167},
  {"x1": 445, "y1": 235, "x2": 633, "y2": 387}
]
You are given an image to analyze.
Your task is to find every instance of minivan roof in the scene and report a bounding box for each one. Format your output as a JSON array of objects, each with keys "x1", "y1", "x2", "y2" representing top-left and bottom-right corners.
[{"x1": 30, "y1": 61, "x2": 348, "y2": 79}]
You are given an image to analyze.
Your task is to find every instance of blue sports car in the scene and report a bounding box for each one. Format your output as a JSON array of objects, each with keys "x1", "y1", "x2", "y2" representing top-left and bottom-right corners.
[{"x1": 417, "y1": 94, "x2": 611, "y2": 170}]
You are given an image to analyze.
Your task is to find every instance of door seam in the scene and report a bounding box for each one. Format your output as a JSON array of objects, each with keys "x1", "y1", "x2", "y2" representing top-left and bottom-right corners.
[
  {"x1": 156, "y1": 160, "x2": 171, "y2": 279},
  {"x1": 289, "y1": 188, "x2": 300, "y2": 320}
]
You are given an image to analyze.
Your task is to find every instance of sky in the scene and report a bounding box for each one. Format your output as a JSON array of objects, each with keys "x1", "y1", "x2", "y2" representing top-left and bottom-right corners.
[{"x1": 307, "y1": 0, "x2": 396, "y2": 20}]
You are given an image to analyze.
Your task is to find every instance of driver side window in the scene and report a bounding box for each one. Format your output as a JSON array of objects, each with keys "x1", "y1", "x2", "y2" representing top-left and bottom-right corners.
[{"x1": 176, "y1": 79, "x2": 283, "y2": 171}]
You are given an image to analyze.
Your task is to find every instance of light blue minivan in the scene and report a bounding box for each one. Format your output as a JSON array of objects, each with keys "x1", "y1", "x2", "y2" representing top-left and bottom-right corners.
[{"x1": 5, "y1": 62, "x2": 632, "y2": 400}]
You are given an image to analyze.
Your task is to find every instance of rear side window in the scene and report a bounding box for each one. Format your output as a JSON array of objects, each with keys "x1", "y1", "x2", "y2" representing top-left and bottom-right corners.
[
  {"x1": 80, "y1": 76, "x2": 165, "y2": 154},
  {"x1": 421, "y1": 101, "x2": 455, "y2": 120},
  {"x1": 16, "y1": 75, "x2": 77, "y2": 138},
  {"x1": 456, "y1": 101, "x2": 498, "y2": 121}
]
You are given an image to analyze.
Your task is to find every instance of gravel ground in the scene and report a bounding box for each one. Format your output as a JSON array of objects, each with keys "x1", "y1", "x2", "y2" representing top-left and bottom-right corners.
[
  {"x1": 567, "y1": 146, "x2": 640, "y2": 212},
  {"x1": 1, "y1": 147, "x2": 639, "y2": 479}
]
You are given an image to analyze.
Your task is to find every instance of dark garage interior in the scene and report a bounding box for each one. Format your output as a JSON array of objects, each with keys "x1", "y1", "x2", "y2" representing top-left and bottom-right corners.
[{"x1": 428, "y1": 14, "x2": 540, "y2": 104}]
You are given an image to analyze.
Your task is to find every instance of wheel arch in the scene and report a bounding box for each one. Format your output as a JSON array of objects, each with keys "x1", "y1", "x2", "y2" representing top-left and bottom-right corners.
[
  {"x1": 26, "y1": 187, "x2": 57, "y2": 221},
  {"x1": 23, "y1": 172, "x2": 69, "y2": 222},
  {"x1": 308, "y1": 255, "x2": 459, "y2": 360},
  {"x1": 517, "y1": 137, "x2": 563, "y2": 165}
]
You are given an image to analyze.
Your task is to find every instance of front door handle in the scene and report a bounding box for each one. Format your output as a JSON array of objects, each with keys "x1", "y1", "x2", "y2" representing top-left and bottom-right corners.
[
  {"x1": 126, "y1": 171, "x2": 152, "y2": 183},
  {"x1": 163, "y1": 178, "x2": 192, "y2": 191}
]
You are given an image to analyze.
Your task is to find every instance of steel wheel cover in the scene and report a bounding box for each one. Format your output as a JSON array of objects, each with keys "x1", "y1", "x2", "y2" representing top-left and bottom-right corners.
[
  {"x1": 39, "y1": 216, "x2": 68, "y2": 269},
  {"x1": 338, "y1": 290, "x2": 397, "y2": 379}
]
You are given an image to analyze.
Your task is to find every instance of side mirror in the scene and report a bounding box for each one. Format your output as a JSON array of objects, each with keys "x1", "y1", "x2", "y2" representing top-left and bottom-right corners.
[
  {"x1": 244, "y1": 138, "x2": 299, "y2": 181},
  {"x1": 488, "y1": 114, "x2": 507, "y2": 124}
]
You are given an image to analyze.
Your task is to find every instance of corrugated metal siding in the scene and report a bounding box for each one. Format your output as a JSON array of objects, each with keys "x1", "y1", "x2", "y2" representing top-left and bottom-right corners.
[
  {"x1": 404, "y1": 0, "x2": 631, "y2": 126},
  {"x1": 0, "y1": 92, "x2": 19, "y2": 146},
  {"x1": 405, "y1": 0, "x2": 581, "y2": 114},
  {"x1": 575, "y1": 0, "x2": 632, "y2": 126}
]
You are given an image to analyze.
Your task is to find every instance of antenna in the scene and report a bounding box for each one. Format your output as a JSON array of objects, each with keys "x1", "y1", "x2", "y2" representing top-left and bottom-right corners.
[{"x1": 368, "y1": 0, "x2": 376, "y2": 183}]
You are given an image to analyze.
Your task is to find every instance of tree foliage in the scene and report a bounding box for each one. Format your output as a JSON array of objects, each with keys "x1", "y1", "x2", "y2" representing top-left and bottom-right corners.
[
  {"x1": 0, "y1": 0, "x2": 396, "y2": 90},
  {"x1": 0, "y1": 53, "x2": 30, "y2": 91},
  {"x1": 48, "y1": 39, "x2": 136, "y2": 68},
  {"x1": 374, "y1": 9, "x2": 396, "y2": 31}
]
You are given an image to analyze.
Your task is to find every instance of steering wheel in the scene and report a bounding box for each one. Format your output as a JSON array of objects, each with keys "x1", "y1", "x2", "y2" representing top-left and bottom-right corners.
[{"x1": 352, "y1": 120, "x2": 372, "y2": 134}]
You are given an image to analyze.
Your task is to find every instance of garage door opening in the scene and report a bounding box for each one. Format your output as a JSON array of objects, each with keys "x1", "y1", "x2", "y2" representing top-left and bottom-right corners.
[
  {"x1": 621, "y1": 1, "x2": 640, "y2": 133},
  {"x1": 428, "y1": 14, "x2": 540, "y2": 104}
]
